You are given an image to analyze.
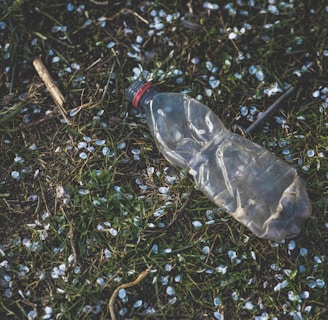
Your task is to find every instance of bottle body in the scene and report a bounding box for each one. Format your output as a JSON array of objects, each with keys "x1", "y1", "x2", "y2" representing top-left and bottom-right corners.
[{"x1": 127, "y1": 82, "x2": 312, "y2": 241}]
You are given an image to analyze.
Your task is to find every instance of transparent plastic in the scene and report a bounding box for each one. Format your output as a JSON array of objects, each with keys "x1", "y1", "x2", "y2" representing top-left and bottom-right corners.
[{"x1": 126, "y1": 81, "x2": 312, "y2": 241}]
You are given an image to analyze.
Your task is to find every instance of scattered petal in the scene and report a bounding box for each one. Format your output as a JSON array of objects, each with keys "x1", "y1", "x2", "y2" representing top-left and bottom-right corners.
[
  {"x1": 107, "y1": 41, "x2": 116, "y2": 49},
  {"x1": 214, "y1": 311, "x2": 224, "y2": 320},
  {"x1": 203, "y1": 2, "x2": 219, "y2": 10},
  {"x1": 214, "y1": 297, "x2": 222, "y2": 307},
  {"x1": 244, "y1": 301, "x2": 254, "y2": 310},
  {"x1": 300, "y1": 248, "x2": 308, "y2": 256},
  {"x1": 228, "y1": 250, "x2": 237, "y2": 261},
  {"x1": 158, "y1": 186, "x2": 169, "y2": 194},
  {"x1": 69, "y1": 107, "x2": 79, "y2": 117},
  {"x1": 249, "y1": 65, "x2": 257, "y2": 75},
  {"x1": 14, "y1": 156, "x2": 24, "y2": 163},
  {"x1": 133, "y1": 300, "x2": 143, "y2": 308},
  {"x1": 52, "y1": 56, "x2": 60, "y2": 63},
  {"x1": 216, "y1": 265, "x2": 227, "y2": 274},
  {"x1": 117, "y1": 142, "x2": 126, "y2": 149},
  {"x1": 66, "y1": 3, "x2": 74, "y2": 11},
  {"x1": 97, "y1": 224, "x2": 104, "y2": 231},
  {"x1": 307, "y1": 149, "x2": 315, "y2": 157},
  {"x1": 109, "y1": 228, "x2": 118, "y2": 236},
  {"x1": 316, "y1": 279, "x2": 325, "y2": 288},
  {"x1": 288, "y1": 240, "x2": 296, "y2": 251},
  {"x1": 78, "y1": 189, "x2": 89, "y2": 195},
  {"x1": 0, "y1": 21, "x2": 7, "y2": 30},
  {"x1": 206, "y1": 61, "x2": 214, "y2": 72},
  {"x1": 79, "y1": 152, "x2": 88, "y2": 160},
  {"x1": 152, "y1": 244, "x2": 159, "y2": 254},
  {"x1": 205, "y1": 88, "x2": 213, "y2": 97},
  {"x1": 251, "y1": 251, "x2": 256, "y2": 260},
  {"x1": 274, "y1": 280, "x2": 288, "y2": 291},
  {"x1": 202, "y1": 246, "x2": 210, "y2": 254},
  {"x1": 191, "y1": 57, "x2": 200, "y2": 64},
  {"x1": 288, "y1": 291, "x2": 297, "y2": 301},
  {"x1": 96, "y1": 277, "x2": 105, "y2": 286},
  {"x1": 228, "y1": 32, "x2": 237, "y2": 40},
  {"x1": 11, "y1": 171, "x2": 20, "y2": 180},
  {"x1": 192, "y1": 220, "x2": 203, "y2": 228},
  {"x1": 95, "y1": 139, "x2": 106, "y2": 146},
  {"x1": 118, "y1": 289, "x2": 126, "y2": 299},
  {"x1": 300, "y1": 291, "x2": 309, "y2": 299},
  {"x1": 312, "y1": 90, "x2": 320, "y2": 98},
  {"x1": 27, "y1": 310, "x2": 37, "y2": 319},
  {"x1": 103, "y1": 146, "x2": 115, "y2": 157},
  {"x1": 166, "y1": 286, "x2": 175, "y2": 296},
  {"x1": 240, "y1": 106, "x2": 248, "y2": 116},
  {"x1": 209, "y1": 76, "x2": 220, "y2": 88}
]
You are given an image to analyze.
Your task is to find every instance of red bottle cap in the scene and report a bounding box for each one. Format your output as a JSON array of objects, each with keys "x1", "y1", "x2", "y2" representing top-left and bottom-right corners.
[{"x1": 132, "y1": 82, "x2": 153, "y2": 108}]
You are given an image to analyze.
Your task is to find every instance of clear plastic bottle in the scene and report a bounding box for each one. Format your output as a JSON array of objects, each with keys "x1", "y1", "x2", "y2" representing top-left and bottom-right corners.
[{"x1": 126, "y1": 81, "x2": 312, "y2": 241}]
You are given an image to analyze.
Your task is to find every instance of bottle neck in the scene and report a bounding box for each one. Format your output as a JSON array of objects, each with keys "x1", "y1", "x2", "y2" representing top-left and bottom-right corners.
[
  {"x1": 137, "y1": 86, "x2": 158, "y2": 111},
  {"x1": 126, "y1": 81, "x2": 159, "y2": 111}
]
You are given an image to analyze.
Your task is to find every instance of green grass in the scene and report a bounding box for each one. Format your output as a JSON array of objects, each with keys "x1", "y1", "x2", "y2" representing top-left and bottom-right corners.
[{"x1": 1, "y1": 0, "x2": 328, "y2": 319}]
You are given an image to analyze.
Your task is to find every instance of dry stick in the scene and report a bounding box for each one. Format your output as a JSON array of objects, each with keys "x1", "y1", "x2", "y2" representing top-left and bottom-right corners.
[
  {"x1": 33, "y1": 57, "x2": 71, "y2": 124},
  {"x1": 17, "y1": 59, "x2": 115, "y2": 130},
  {"x1": 68, "y1": 222, "x2": 78, "y2": 269},
  {"x1": 104, "y1": 8, "x2": 149, "y2": 25},
  {"x1": 244, "y1": 85, "x2": 296, "y2": 135},
  {"x1": 38, "y1": 178, "x2": 50, "y2": 215},
  {"x1": 108, "y1": 267, "x2": 152, "y2": 320}
]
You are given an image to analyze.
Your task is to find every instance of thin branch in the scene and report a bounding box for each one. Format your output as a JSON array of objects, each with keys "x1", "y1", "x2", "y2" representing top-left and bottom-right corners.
[
  {"x1": 104, "y1": 8, "x2": 149, "y2": 24},
  {"x1": 244, "y1": 85, "x2": 296, "y2": 135},
  {"x1": 38, "y1": 178, "x2": 50, "y2": 215},
  {"x1": 68, "y1": 222, "x2": 78, "y2": 269},
  {"x1": 108, "y1": 267, "x2": 152, "y2": 320},
  {"x1": 33, "y1": 57, "x2": 71, "y2": 124}
]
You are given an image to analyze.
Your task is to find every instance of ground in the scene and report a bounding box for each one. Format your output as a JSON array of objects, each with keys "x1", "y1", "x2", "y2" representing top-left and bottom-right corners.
[{"x1": 0, "y1": 1, "x2": 327, "y2": 319}]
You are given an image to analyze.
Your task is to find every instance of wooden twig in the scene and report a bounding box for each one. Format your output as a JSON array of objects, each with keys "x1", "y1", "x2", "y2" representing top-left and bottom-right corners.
[
  {"x1": 68, "y1": 222, "x2": 78, "y2": 269},
  {"x1": 38, "y1": 178, "x2": 50, "y2": 215},
  {"x1": 33, "y1": 57, "x2": 71, "y2": 124},
  {"x1": 104, "y1": 8, "x2": 149, "y2": 24},
  {"x1": 108, "y1": 267, "x2": 152, "y2": 320},
  {"x1": 244, "y1": 85, "x2": 296, "y2": 135}
]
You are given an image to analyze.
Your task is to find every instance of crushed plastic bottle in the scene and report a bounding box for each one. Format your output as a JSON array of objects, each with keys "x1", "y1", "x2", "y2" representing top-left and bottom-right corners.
[{"x1": 126, "y1": 81, "x2": 312, "y2": 241}]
